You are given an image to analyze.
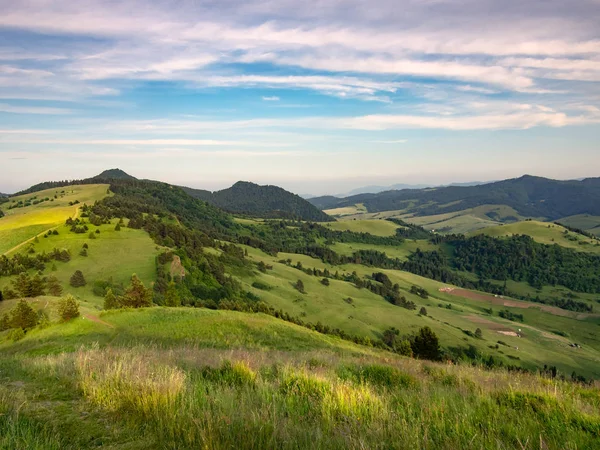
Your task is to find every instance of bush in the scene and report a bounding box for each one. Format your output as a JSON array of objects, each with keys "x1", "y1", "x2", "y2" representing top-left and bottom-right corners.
[
  {"x1": 103, "y1": 289, "x2": 120, "y2": 310},
  {"x1": 70, "y1": 270, "x2": 86, "y2": 287},
  {"x1": 320, "y1": 278, "x2": 330, "y2": 286},
  {"x1": 475, "y1": 328, "x2": 483, "y2": 338},
  {"x1": 252, "y1": 281, "x2": 272, "y2": 291},
  {"x1": 58, "y1": 295, "x2": 80, "y2": 321},
  {"x1": 294, "y1": 279, "x2": 305, "y2": 294},
  {"x1": 8, "y1": 328, "x2": 25, "y2": 342},
  {"x1": 419, "y1": 307, "x2": 427, "y2": 316}
]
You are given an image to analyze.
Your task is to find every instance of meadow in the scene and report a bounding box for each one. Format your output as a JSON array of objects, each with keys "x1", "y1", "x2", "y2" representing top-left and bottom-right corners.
[
  {"x1": 0, "y1": 184, "x2": 109, "y2": 255},
  {"x1": 472, "y1": 220, "x2": 600, "y2": 253},
  {"x1": 1, "y1": 306, "x2": 599, "y2": 449}
]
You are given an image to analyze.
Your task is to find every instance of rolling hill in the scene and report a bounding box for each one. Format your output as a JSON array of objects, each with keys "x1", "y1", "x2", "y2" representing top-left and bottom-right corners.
[
  {"x1": 183, "y1": 181, "x2": 333, "y2": 221},
  {"x1": 2, "y1": 172, "x2": 600, "y2": 448},
  {"x1": 310, "y1": 175, "x2": 600, "y2": 223}
]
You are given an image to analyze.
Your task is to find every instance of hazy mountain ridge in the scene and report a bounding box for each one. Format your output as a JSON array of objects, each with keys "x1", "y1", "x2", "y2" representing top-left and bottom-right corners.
[{"x1": 310, "y1": 175, "x2": 600, "y2": 220}]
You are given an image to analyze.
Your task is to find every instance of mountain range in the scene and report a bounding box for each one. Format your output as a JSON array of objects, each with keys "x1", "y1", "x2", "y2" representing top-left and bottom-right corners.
[{"x1": 309, "y1": 175, "x2": 600, "y2": 221}]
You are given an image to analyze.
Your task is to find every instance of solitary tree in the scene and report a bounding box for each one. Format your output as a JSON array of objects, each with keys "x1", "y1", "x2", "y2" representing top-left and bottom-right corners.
[
  {"x1": 411, "y1": 326, "x2": 441, "y2": 361},
  {"x1": 419, "y1": 307, "x2": 428, "y2": 316},
  {"x1": 121, "y1": 275, "x2": 152, "y2": 308},
  {"x1": 164, "y1": 282, "x2": 181, "y2": 307},
  {"x1": 293, "y1": 279, "x2": 305, "y2": 294},
  {"x1": 475, "y1": 328, "x2": 483, "y2": 339},
  {"x1": 70, "y1": 270, "x2": 86, "y2": 287},
  {"x1": 103, "y1": 289, "x2": 120, "y2": 310},
  {"x1": 320, "y1": 278, "x2": 330, "y2": 286},
  {"x1": 58, "y1": 295, "x2": 80, "y2": 321},
  {"x1": 9, "y1": 299, "x2": 38, "y2": 330},
  {"x1": 114, "y1": 223, "x2": 121, "y2": 231}
]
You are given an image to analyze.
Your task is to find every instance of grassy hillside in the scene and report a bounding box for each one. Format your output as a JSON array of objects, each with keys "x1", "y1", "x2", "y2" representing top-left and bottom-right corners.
[
  {"x1": 320, "y1": 219, "x2": 401, "y2": 236},
  {"x1": 558, "y1": 214, "x2": 600, "y2": 237},
  {"x1": 0, "y1": 184, "x2": 109, "y2": 255},
  {"x1": 233, "y1": 244, "x2": 600, "y2": 379},
  {"x1": 1, "y1": 305, "x2": 599, "y2": 449},
  {"x1": 472, "y1": 221, "x2": 600, "y2": 253}
]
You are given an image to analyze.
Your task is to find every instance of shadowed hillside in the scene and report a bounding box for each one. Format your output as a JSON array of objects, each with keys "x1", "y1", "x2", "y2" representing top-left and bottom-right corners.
[{"x1": 183, "y1": 181, "x2": 333, "y2": 221}]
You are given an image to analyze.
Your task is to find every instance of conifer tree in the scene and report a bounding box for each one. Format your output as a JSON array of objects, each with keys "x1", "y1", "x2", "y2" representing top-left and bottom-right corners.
[
  {"x1": 103, "y1": 289, "x2": 120, "y2": 310},
  {"x1": 10, "y1": 299, "x2": 38, "y2": 330},
  {"x1": 58, "y1": 295, "x2": 80, "y2": 321},
  {"x1": 70, "y1": 270, "x2": 86, "y2": 287},
  {"x1": 121, "y1": 274, "x2": 152, "y2": 308},
  {"x1": 164, "y1": 282, "x2": 181, "y2": 307}
]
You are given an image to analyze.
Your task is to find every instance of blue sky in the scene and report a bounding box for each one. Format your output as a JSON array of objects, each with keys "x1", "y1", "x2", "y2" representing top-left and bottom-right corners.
[{"x1": 1, "y1": 0, "x2": 599, "y2": 195}]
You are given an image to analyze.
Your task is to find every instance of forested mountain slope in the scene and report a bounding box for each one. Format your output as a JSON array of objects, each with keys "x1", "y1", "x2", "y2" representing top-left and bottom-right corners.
[
  {"x1": 183, "y1": 181, "x2": 333, "y2": 221},
  {"x1": 310, "y1": 175, "x2": 600, "y2": 220}
]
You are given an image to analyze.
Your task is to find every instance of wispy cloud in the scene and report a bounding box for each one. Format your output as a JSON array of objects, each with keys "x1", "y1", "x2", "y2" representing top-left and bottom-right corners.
[{"x1": 262, "y1": 96, "x2": 280, "y2": 101}]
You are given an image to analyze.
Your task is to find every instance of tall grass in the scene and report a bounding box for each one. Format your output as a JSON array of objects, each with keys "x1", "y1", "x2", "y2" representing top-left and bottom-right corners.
[{"x1": 52, "y1": 346, "x2": 600, "y2": 449}]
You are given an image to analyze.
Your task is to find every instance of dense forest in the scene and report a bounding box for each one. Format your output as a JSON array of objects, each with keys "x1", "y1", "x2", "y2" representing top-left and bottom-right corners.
[
  {"x1": 309, "y1": 175, "x2": 600, "y2": 220},
  {"x1": 183, "y1": 181, "x2": 333, "y2": 222}
]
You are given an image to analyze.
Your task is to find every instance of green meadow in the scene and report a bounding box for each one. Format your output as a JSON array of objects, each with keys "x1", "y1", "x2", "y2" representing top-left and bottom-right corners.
[
  {"x1": 320, "y1": 218, "x2": 401, "y2": 236},
  {"x1": 1, "y1": 306, "x2": 599, "y2": 449},
  {"x1": 472, "y1": 220, "x2": 600, "y2": 253},
  {"x1": 0, "y1": 184, "x2": 109, "y2": 254}
]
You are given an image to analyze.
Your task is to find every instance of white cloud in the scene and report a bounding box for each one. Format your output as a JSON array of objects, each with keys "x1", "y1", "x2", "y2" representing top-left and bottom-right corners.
[
  {"x1": 262, "y1": 96, "x2": 280, "y2": 101},
  {"x1": 0, "y1": 103, "x2": 72, "y2": 115}
]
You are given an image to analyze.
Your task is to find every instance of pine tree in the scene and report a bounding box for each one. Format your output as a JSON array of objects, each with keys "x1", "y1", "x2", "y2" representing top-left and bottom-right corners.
[
  {"x1": 121, "y1": 275, "x2": 152, "y2": 308},
  {"x1": 103, "y1": 289, "x2": 120, "y2": 310},
  {"x1": 294, "y1": 279, "x2": 305, "y2": 293},
  {"x1": 9, "y1": 299, "x2": 38, "y2": 330},
  {"x1": 47, "y1": 276, "x2": 63, "y2": 296},
  {"x1": 115, "y1": 223, "x2": 121, "y2": 231},
  {"x1": 411, "y1": 326, "x2": 441, "y2": 361},
  {"x1": 70, "y1": 270, "x2": 86, "y2": 287},
  {"x1": 58, "y1": 295, "x2": 80, "y2": 321},
  {"x1": 164, "y1": 282, "x2": 181, "y2": 307}
]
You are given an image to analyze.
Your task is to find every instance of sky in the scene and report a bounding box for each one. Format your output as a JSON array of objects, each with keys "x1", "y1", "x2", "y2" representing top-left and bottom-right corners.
[{"x1": 0, "y1": 0, "x2": 599, "y2": 195}]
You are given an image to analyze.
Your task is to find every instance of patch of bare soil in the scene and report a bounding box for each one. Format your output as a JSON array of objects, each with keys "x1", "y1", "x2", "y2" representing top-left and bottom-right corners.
[
  {"x1": 170, "y1": 255, "x2": 186, "y2": 278},
  {"x1": 441, "y1": 287, "x2": 590, "y2": 319},
  {"x1": 84, "y1": 314, "x2": 114, "y2": 328}
]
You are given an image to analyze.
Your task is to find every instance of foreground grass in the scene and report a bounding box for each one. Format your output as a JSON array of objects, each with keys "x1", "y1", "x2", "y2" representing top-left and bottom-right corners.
[{"x1": 1, "y1": 308, "x2": 599, "y2": 449}]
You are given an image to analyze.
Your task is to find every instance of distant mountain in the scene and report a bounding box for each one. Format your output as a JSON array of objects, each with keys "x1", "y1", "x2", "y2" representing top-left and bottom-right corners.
[
  {"x1": 183, "y1": 181, "x2": 333, "y2": 222},
  {"x1": 309, "y1": 175, "x2": 600, "y2": 221},
  {"x1": 91, "y1": 168, "x2": 137, "y2": 180}
]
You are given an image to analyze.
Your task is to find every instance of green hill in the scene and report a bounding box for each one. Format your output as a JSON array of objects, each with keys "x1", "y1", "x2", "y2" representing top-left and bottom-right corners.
[
  {"x1": 91, "y1": 168, "x2": 137, "y2": 180},
  {"x1": 183, "y1": 181, "x2": 333, "y2": 222},
  {"x1": 2, "y1": 174, "x2": 600, "y2": 448},
  {"x1": 1, "y1": 306, "x2": 599, "y2": 449},
  {"x1": 472, "y1": 220, "x2": 600, "y2": 253}
]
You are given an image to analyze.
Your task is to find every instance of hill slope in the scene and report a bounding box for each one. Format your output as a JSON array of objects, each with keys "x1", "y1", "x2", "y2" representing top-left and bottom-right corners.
[
  {"x1": 311, "y1": 175, "x2": 600, "y2": 221},
  {"x1": 1, "y1": 306, "x2": 599, "y2": 449},
  {"x1": 183, "y1": 181, "x2": 333, "y2": 221},
  {"x1": 91, "y1": 168, "x2": 137, "y2": 181}
]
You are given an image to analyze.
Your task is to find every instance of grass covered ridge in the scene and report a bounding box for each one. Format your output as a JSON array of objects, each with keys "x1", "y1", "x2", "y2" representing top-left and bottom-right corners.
[{"x1": 1, "y1": 307, "x2": 599, "y2": 449}]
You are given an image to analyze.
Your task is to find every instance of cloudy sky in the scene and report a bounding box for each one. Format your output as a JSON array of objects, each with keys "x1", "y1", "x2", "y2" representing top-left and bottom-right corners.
[{"x1": 1, "y1": 0, "x2": 599, "y2": 194}]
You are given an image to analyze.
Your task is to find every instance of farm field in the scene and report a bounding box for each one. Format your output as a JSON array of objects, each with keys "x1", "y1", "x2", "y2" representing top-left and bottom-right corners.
[
  {"x1": 471, "y1": 220, "x2": 600, "y2": 253},
  {"x1": 0, "y1": 184, "x2": 110, "y2": 254},
  {"x1": 1, "y1": 305, "x2": 599, "y2": 449}
]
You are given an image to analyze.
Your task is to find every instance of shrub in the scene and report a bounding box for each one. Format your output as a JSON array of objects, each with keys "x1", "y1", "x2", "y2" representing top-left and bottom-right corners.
[
  {"x1": 8, "y1": 328, "x2": 25, "y2": 342},
  {"x1": 475, "y1": 328, "x2": 483, "y2": 338},
  {"x1": 320, "y1": 278, "x2": 330, "y2": 286},
  {"x1": 58, "y1": 295, "x2": 80, "y2": 321},
  {"x1": 70, "y1": 270, "x2": 86, "y2": 287},
  {"x1": 419, "y1": 307, "x2": 427, "y2": 316},
  {"x1": 294, "y1": 279, "x2": 305, "y2": 294},
  {"x1": 88, "y1": 232, "x2": 96, "y2": 239},
  {"x1": 252, "y1": 281, "x2": 272, "y2": 291}
]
